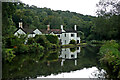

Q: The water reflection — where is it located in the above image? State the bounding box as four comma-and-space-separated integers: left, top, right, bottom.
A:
59, 47, 80, 66
2, 45, 103, 79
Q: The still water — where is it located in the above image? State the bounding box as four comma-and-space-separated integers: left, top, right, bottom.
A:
2, 45, 105, 79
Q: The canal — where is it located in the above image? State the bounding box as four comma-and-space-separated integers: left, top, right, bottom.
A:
2, 45, 105, 79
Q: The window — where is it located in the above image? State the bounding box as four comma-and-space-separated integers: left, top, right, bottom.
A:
71, 55, 74, 58
65, 33, 66, 37
57, 35, 60, 37
71, 34, 74, 37
77, 40, 79, 44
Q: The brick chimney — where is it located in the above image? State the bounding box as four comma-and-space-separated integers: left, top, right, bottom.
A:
47, 25, 50, 31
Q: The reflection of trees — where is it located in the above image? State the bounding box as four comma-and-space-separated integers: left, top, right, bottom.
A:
99, 63, 120, 79
91, 69, 106, 78
2, 46, 101, 79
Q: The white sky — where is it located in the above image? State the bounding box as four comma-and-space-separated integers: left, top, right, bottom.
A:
20, 0, 100, 16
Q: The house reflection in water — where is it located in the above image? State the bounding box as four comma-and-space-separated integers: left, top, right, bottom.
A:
59, 47, 81, 66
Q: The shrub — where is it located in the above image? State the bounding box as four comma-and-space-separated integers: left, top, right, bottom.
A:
46, 53, 58, 61
99, 40, 120, 78
27, 37, 35, 45
29, 43, 44, 53
51, 44, 57, 49
3, 49, 16, 62
45, 35, 59, 44
14, 44, 29, 54
69, 39, 76, 44
4, 35, 26, 48
34, 35, 51, 49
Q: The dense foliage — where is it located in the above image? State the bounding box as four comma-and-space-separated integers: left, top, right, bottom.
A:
93, 0, 120, 40
2, 1, 120, 41
2, 2, 96, 42
99, 40, 120, 78
45, 35, 59, 44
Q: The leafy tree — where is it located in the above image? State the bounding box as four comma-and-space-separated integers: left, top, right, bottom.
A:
93, 0, 120, 40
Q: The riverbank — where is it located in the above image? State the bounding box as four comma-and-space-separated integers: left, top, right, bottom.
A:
99, 40, 120, 79
61, 40, 106, 48
61, 43, 87, 48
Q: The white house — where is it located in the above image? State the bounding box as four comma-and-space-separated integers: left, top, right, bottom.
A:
60, 25, 80, 45
14, 22, 81, 45
44, 25, 81, 45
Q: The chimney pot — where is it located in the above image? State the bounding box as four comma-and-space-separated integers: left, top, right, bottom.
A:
19, 22, 23, 28
74, 25, 77, 31
61, 25, 63, 30
47, 25, 50, 31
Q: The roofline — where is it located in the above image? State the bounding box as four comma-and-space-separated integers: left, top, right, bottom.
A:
14, 28, 27, 34
62, 31, 77, 33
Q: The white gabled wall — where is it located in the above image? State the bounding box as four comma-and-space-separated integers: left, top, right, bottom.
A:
33, 29, 42, 35
14, 29, 26, 36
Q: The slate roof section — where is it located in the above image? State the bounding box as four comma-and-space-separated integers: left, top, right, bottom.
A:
64, 29, 77, 33
39, 29, 62, 34
50, 29, 62, 34
24, 28, 35, 34
14, 27, 77, 34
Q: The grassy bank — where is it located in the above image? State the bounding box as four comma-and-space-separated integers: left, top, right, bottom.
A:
99, 40, 120, 79
61, 43, 87, 48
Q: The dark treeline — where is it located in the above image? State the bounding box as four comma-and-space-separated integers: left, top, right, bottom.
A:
2, 1, 120, 41
2, 2, 95, 41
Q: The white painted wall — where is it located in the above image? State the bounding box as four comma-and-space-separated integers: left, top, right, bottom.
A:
28, 34, 36, 38
33, 29, 42, 35
61, 32, 79, 45
77, 37, 81, 43
77, 47, 81, 53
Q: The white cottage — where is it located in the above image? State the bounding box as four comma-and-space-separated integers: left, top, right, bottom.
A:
14, 22, 42, 38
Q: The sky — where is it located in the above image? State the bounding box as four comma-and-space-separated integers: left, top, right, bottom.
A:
20, 0, 100, 16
